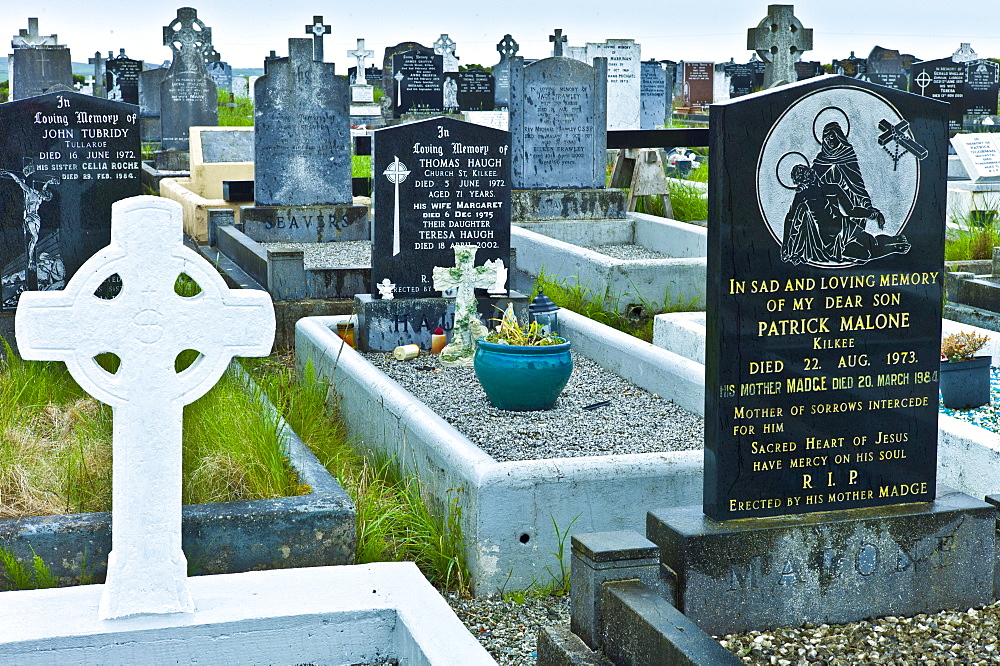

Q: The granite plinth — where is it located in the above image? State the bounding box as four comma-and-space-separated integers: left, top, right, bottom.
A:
354, 292, 527, 352
647, 489, 996, 635
241, 204, 369, 243
512, 189, 626, 221
154, 150, 191, 171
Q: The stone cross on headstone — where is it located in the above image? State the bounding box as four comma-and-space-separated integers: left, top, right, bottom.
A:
89, 51, 107, 98
432, 244, 497, 367
747, 4, 813, 88
349, 38, 374, 74
550, 29, 567, 57
163, 7, 213, 65
434, 34, 459, 72
497, 34, 519, 61
306, 15, 331, 62
12, 18, 57, 48
15, 196, 274, 620
383, 156, 411, 256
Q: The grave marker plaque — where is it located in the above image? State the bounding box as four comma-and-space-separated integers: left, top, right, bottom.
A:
105, 50, 141, 105
382, 42, 431, 110
682, 61, 713, 106
866, 46, 911, 91
371, 116, 510, 298
641, 60, 668, 128
0, 92, 140, 310
912, 56, 999, 133
951, 133, 1000, 182
705, 76, 947, 520
569, 39, 641, 129
726, 61, 755, 98
392, 49, 445, 116
509, 56, 606, 189
456, 69, 495, 111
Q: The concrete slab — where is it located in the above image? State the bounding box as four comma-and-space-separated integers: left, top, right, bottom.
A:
295, 311, 704, 594
512, 213, 706, 311
0, 562, 496, 665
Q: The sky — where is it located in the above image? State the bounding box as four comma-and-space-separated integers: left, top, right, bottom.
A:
3, 0, 1000, 71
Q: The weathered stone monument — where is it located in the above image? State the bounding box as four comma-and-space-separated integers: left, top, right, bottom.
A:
347, 38, 381, 126
508, 50, 626, 221
160, 7, 218, 152
0, 91, 140, 334
747, 4, 813, 88
8, 18, 74, 101
640, 60, 669, 129
305, 15, 331, 62
566, 39, 641, 130
433, 34, 459, 72
88, 52, 107, 98
357, 116, 517, 352
493, 34, 519, 107
241, 38, 367, 243
205, 48, 232, 92
16, 195, 275, 618
865, 45, 915, 91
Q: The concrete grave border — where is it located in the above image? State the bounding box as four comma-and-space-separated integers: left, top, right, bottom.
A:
0, 562, 495, 665
295, 311, 704, 594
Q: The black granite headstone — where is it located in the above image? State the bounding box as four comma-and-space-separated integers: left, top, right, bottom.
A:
371, 116, 511, 298
457, 70, 495, 111
105, 50, 142, 105
793, 61, 823, 81
963, 59, 999, 118
726, 62, 755, 97
393, 50, 446, 117
381, 42, 431, 110
0, 92, 140, 310
866, 46, 912, 91
911, 57, 999, 133
705, 75, 948, 520
159, 8, 218, 151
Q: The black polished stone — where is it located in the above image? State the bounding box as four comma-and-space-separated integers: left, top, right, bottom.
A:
911, 57, 1000, 133
705, 75, 948, 520
222, 180, 253, 202
392, 49, 445, 117
105, 52, 142, 105
371, 116, 511, 299
0, 92, 141, 311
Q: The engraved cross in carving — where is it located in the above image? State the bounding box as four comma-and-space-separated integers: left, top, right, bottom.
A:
15, 197, 274, 620
163, 7, 212, 70
747, 4, 812, 88
348, 38, 374, 75
497, 34, 519, 61
550, 29, 567, 57
306, 15, 331, 62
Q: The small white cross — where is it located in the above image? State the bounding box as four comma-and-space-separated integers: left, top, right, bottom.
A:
348, 38, 374, 75
16, 196, 274, 620
383, 157, 410, 256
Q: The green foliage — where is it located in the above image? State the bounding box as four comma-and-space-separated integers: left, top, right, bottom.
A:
0, 546, 57, 591
483, 304, 563, 346
667, 179, 708, 223
502, 515, 578, 602
533, 270, 701, 343
141, 142, 159, 161
243, 354, 471, 594
372, 86, 385, 102
945, 209, 1000, 261
352, 155, 372, 179
217, 90, 253, 126
0, 79, 8, 104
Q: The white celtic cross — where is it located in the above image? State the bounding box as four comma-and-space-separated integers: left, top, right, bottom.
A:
383, 156, 410, 257
15, 196, 274, 620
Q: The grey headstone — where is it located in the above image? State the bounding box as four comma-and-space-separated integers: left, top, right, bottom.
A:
199, 130, 254, 163
493, 34, 519, 107
747, 4, 813, 87
254, 38, 351, 206
640, 60, 668, 129
159, 8, 218, 151
9, 18, 73, 101
434, 34, 460, 72
509, 56, 607, 189
207, 59, 232, 91
567, 39, 641, 130
231, 76, 249, 98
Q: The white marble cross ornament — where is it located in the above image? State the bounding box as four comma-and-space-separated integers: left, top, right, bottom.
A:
432, 244, 497, 367
15, 196, 275, 620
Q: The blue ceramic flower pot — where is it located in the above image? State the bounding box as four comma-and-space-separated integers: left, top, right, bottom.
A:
940, 355, 992, 409
474, 338, 573, 411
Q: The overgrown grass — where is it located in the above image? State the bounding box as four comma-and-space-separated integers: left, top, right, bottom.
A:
242, 353, 470, 594
945, 211, 1000, 261
352, 155, 372, 179
0, 343, 303, 519
533, 270, 702, 343
666, 179, 708, 223
218, 90, 254, 126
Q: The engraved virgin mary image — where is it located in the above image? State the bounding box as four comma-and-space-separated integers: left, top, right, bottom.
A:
757, 87, 927, 269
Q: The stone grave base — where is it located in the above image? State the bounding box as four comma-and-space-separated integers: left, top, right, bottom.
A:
647, 489, 997, 636
154, 149, 190, 171
0, 562, 494, 665
241, 203, 370, 243
512, 188, 627, 221
354, 292, 529, 352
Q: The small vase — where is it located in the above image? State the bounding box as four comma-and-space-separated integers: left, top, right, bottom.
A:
940, 355, 992, 409
474, 338, 573, 411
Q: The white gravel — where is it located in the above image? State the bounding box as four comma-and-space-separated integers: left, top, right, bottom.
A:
448, 593, 570, 665
585, 243, 670, 261
361, 350, 703, 461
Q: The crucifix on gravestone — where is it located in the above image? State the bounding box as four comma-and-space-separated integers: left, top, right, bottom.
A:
432, 244, 498, 367
15, 196, 274, 620
306, 15, 331, 62
13, 18, 57, 48
748, 4, 813, 88
497, 34, 519, 61
89, 51, 107, 98
550, 29, 567, 57
349, 38, 374, 77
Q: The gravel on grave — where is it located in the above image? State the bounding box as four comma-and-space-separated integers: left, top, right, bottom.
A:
447, 593, 570, 665
362, 350, 703, 461
585, 242, 670, 261
258, 240, 371, 269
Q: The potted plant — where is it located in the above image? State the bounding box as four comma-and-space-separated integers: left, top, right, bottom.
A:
940, 330, 992, 409
474, 304, 573, 411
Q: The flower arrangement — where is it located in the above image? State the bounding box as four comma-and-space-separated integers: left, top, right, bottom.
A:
482, 304, 563, 346
941, 330, 990, 362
